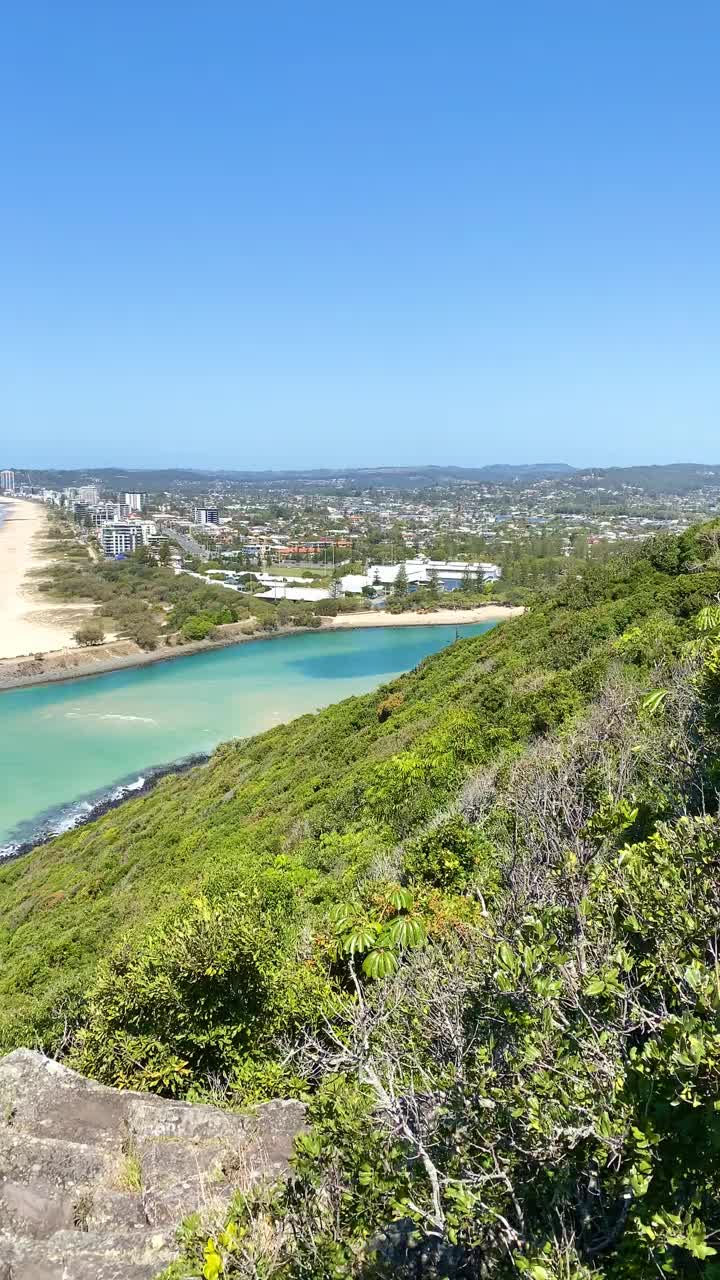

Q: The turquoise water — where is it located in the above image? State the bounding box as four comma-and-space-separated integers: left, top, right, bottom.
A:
0, 623, 492, 852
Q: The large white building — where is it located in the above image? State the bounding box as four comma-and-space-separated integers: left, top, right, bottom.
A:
256, 585, 331, 603
100, 519, 157, 558
194, 507, 219, 525
125, 492, 143, 512
416, 558, 502, 588
341, 557, 502, 595
0, 469, 15, 492
77, 484, 100, 505
101, 523, 144, 557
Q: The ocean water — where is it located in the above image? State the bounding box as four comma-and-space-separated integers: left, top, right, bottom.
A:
0, 622, 493, 854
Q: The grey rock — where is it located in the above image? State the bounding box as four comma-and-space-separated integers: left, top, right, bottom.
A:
0, 1048, 306, 1278
0, 1227, 175, 1279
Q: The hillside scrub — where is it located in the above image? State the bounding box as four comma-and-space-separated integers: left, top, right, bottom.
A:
4, 524, 720, 1275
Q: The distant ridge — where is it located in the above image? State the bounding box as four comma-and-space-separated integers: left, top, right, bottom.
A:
15, 461, 720, 494
18, 462, 576, 491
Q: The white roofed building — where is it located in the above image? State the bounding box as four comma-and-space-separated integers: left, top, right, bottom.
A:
339, 573, 372, 594
358, 558, 502, 593
256, 586, 331, 603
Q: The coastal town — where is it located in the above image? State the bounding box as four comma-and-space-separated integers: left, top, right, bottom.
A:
1, 460, 718, 681
0, 474, 507, 686
4, 461, 719, 580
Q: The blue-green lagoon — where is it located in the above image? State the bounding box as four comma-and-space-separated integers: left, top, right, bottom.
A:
0, 623, 492, 855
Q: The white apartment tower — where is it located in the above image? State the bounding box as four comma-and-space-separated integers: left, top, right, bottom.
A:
125, 492, 143, 512
194, 507, 219, 525
0, 469, 16, 492
100, 522, 146, 558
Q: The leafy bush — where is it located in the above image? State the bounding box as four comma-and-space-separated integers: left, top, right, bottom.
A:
180, 613, 217, 642
326, 886, 427, 980
73, 893, 325, 1096
404, 814, 489, 890
73, 621, 105, 647
376, 692, 404, 722
125, 616, 161, 649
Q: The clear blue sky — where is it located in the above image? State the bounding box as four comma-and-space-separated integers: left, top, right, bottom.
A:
2, 2, 720, 469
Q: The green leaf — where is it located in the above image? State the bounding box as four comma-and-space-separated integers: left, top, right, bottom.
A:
696, 605, 720, 633
362, 948, 399, 979
387, 887, 414, 912
342, 924, 379, 955
385, 916, 427, 948
641, 688, 668, 716
202, 1241, 224, 1280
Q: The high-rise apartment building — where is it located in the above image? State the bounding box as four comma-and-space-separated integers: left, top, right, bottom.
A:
0, 469, 16, 492
125, 492, 144, 512
101, 523, 146, 557
193, 507, 219, 525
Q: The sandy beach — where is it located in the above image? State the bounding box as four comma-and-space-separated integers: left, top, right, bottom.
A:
0, 498, 92, 659
327, 606, 523, 629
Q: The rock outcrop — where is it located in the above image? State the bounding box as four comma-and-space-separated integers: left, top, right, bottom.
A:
0, 1049, 306, 1279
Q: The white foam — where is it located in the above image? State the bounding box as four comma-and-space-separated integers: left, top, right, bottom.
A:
65, 711, 157, 724
110, 776, 146, 800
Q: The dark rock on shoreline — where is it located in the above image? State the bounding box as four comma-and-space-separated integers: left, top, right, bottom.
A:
0, 754, 210, 865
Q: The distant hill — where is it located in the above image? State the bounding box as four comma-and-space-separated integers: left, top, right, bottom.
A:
572, 463, 720, 495
20, 462, 576, 492
16, 460, 720, 495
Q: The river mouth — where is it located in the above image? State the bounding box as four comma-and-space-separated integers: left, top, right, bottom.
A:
0, 623, 494, 856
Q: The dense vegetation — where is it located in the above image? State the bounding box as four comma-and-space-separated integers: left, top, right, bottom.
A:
4, 523, 720, 1276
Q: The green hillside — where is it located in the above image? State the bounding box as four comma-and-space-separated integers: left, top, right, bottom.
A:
3, 524, 720, 1277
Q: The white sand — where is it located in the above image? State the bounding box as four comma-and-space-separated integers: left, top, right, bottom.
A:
0, 499, 89, 659
327, 605, 523, 629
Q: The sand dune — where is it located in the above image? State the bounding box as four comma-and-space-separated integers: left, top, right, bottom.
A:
0, 499, 89, 659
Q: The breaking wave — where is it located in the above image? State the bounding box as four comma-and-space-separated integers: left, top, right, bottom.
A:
64, 711, 158, 724
0, 753, 209, 863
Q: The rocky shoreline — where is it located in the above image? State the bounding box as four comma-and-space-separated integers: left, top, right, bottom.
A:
0, 754, 210, 864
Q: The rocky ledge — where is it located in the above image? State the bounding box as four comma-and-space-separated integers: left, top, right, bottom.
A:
0, 1049, 306, 1279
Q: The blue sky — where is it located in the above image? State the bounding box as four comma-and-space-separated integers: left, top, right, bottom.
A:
2, 2, 720, 469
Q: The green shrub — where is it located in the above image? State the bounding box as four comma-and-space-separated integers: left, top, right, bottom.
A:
377, 692, 404, 722
73, 621, 105, 647
73, 893, 325, 1095
180, 613, 217, 642
404, 814, 490, 890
